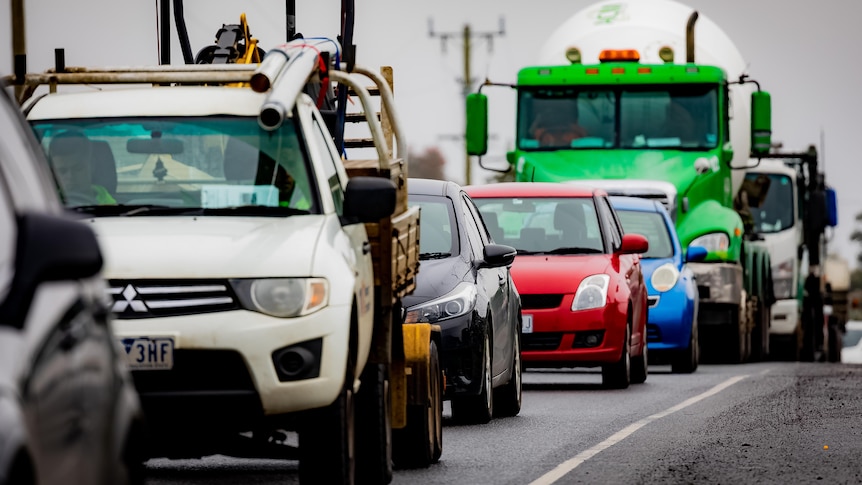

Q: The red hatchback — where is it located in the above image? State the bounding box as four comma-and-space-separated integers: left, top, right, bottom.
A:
466, 183, 649, 389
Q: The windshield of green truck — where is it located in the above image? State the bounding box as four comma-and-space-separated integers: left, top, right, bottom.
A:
29, 117, 318, 216
517, 84, 718, 151
743, 173, 794, 233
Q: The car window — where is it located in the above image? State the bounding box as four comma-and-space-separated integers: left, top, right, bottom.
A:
615, 209, 674, 258
311, 115, 345, 215
458, 196, 485, 260
408, 194, 457, 258
462, 194, 492, 246
597, 196, 622, 251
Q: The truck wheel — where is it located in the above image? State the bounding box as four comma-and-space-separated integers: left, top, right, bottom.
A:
672, 324, 699, 374
493, 327, 522, 417
392, 340, 443, 468
356, 362, 393, 485
602, 323, 631, 389
750, 303, 770, 362
631, 339, 648, 384
451, 330, 494, 424
298, 383, 355, 484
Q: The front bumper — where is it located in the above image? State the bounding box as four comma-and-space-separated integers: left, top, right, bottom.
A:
646, 287, 695, 351
689, 262, 743, 305
112, 303, 353, 424
769, 298, 800, 335
434, 312, 485, 398
520, 295, 627, 367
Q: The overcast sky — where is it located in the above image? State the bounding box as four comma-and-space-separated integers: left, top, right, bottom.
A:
3, 0, 862, 266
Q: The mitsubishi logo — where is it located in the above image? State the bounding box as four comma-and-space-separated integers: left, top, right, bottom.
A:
113, 285, 148, 313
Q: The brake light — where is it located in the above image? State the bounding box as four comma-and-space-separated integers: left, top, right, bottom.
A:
599, 49, 640, 62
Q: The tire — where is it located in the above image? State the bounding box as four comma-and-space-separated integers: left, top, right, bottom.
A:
602, 322, 631, 389
631, 337, 648, 384
672, 323, 699, 374
392, 341, 443, 469
298, 385, 355, 485
493, 326, 522, 417
750, 301, 770, 362
356, 363, 393, 484
451, 330, 494, 424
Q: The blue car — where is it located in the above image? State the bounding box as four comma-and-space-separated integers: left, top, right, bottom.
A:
610, 196, 707, 373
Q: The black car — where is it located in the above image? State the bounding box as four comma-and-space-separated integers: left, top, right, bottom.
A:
0, 86, 144, 485
404, 178, 522, 424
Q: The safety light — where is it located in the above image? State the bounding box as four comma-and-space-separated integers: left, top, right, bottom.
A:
598, 49, 640, 62
565, 47, 582, 64
585, 67, 600, 75
658, 46, 675, 63
637, 67, 651, 74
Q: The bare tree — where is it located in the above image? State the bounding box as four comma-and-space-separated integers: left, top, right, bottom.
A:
407, 147, 447, 181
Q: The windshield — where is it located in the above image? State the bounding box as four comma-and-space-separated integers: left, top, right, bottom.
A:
409, 195, 458, 259
29, 117, 318, 216
517, 84, 718, 150
741, 173, 795, 234
844, 328, 862, 348
615, 209, 674, 259
472, 197, 604, 255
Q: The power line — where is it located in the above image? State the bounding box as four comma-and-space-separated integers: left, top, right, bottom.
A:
429, 17, 505, 185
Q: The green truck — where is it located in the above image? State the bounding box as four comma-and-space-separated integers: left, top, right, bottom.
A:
466, 0, 774, 363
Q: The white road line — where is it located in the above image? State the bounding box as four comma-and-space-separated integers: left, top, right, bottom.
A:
528, 374, 750, 485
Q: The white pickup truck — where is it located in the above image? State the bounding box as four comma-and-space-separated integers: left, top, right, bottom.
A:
19, 39, 439, 484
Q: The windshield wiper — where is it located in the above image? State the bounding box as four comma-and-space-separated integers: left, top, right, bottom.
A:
420, 252, 451, 260
545, 247, 603, 255
68, 204, 189, 217
194, 206, 311, 217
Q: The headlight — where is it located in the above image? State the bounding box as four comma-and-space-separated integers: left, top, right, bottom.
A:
572, 274, 610, 311
651, 263, 680, 292
405, 282, 477, 323
772, 258, 795, 300
231, 278, 329, 317
690, 232, 729, 253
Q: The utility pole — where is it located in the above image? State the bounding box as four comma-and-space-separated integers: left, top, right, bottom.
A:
429, 18, 505, 185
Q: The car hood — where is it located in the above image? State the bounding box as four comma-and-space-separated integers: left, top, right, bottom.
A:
511, 254, 611, 294
402, 257, 471, 307
91, 216, 325, 278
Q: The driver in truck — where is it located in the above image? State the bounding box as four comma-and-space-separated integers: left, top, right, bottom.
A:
48, 131, 116, 205
531, 104, 588, 147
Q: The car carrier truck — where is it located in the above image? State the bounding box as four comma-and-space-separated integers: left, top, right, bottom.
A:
11, 32, 442, 485
466, 0, 774, 363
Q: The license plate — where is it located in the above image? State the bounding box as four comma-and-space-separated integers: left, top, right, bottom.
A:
120, 337, 174, 370
522, 314, 533, 334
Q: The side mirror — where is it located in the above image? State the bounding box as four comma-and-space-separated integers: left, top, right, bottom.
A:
0, 212, 103, 329
344, 177, 397, 223
826, 187, 838, 227
686, 245, 708, 263
618, 233, 649, 255
478, 244, 516, 269
750, 91, 772, 157
465, 93, 489, 156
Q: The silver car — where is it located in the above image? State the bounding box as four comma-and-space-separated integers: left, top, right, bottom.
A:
0, 85, 144, 485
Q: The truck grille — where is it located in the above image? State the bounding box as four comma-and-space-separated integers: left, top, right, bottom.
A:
107, 280, 239, 319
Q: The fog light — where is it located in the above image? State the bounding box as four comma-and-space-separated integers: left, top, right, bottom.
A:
586, 334, 599, 346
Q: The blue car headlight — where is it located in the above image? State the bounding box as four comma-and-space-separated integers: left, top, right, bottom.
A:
651, 263, 680, 292
572, 274, 610, 311
405, 282, 477, 323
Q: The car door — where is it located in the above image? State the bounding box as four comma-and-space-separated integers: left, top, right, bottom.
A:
461, 193, 511, 378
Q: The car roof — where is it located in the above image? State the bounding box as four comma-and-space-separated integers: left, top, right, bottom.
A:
609, 195, 665, 213
407, 177, 461, 197
464, 182, 602, 198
